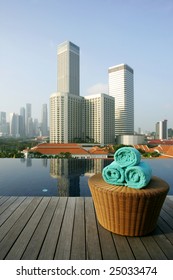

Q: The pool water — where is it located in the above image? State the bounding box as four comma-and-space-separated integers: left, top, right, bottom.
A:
0, 158, 172, 196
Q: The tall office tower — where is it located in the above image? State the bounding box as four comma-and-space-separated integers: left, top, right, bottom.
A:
20, 107, 25, 137
57, 41, 80, 96
0, 112, 7, 136
50, 92, 83, 143
25, 103, 32, 136
33, 118, 39, 136
50, 41, 82, 143
41, 104, 48, 136
84, 93, 115, 145
27, 117, 34, 137
156, 119, 168, 139
108, 64, 134, 136
9, 113, 20, 137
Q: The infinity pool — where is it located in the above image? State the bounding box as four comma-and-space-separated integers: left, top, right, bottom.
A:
0, 158, 172, 196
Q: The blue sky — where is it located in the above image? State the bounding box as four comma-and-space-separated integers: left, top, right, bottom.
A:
0, 0, 173, 132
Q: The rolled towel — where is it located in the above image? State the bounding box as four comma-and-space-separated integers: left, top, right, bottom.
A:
102, 161, 125, 185
114, 147, 141, 167
125, 161, 152, 189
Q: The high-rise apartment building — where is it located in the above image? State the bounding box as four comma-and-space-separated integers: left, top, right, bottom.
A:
50, 92, 83, 143
57, 41, 80, 96
156, 120, 168, 139
108, 64, 134, 136
84, 93, 115, 145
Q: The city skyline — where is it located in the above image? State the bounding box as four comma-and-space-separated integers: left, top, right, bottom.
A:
0, 102, 48, 123
0, 102, 48, 137
1, 0, 173, 132
50, 40, 116, 145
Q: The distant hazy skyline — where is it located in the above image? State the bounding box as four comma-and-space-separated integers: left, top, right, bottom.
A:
1, 0, 173, 132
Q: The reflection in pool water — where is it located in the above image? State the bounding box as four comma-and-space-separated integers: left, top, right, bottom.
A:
0, 158, 172, 196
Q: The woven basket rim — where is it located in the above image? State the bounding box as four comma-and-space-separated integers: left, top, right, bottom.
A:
88, 174, 169, 197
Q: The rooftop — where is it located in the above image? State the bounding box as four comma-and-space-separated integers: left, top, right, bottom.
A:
26, 143, 110, 157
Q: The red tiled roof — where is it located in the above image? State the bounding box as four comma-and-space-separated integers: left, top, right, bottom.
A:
89, 146, 108, 155
30, 143, 89, 155
134, 144, 173, 158
29, 143, 111, 156
148, 139, 173, 145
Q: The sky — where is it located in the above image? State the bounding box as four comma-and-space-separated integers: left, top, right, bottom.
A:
0, 0, 173, 132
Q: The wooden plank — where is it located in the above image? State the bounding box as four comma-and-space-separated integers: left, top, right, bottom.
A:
85, 197, 102, 260
38, 197, 67, 260
0, 196, 172, 260
0, 197, 18, 215
21, 197, 58, 260
140, 231, 167, 260
157, 216, 173, 244
163, 199, 173, 215
70, 197, 85, 260
5, 197, 50, 260
54, 197, 76, 260
0, 196, 10, 206
160, 208, 173, 227
97, 222, 118, 260
165, 197, 173, 209
0, 196, 27, 227
127, 237, 151, 260
0, 197, 33, 242
162, 206, 173, 220
152, 226, 173, 260
0, 197, 43, 260
112, 234, 135, 260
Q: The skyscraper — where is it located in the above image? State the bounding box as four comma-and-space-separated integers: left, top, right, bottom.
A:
20, 107, 25, 137
41, 104, 48, 136
26, 103, 31, 120
0, 112, 7, 136
108, 64, 134, 136
25, 103, 32, 136
84, 93, 115, 145
57, 41, 80, 96
50, 92, 83, 143
9, 113, 20, 138
156, 120, 168, 139
50, 41, 82, 143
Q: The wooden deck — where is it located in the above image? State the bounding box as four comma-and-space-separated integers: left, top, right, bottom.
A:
0, 195, 173, 260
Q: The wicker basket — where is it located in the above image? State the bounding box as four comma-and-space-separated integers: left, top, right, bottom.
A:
88, 174, 169, 236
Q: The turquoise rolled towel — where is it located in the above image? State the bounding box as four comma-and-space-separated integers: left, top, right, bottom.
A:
114, 147, 141, 167
102, 161, 125, 185
125, 161, 152, 189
